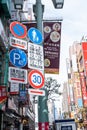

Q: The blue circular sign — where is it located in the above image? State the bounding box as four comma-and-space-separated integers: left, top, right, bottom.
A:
27, 27, 43, 44
9, 49, 27, 67
10, 21, 27, 39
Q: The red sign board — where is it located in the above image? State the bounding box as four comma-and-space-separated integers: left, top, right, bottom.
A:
82, 42, 87, 75
38, 122, 49, 130
0, 86, 7, 103
80, 72, 87, 107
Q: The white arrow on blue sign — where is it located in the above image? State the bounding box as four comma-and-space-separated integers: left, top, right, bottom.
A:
9, 48, 27, 67
27, 27, 43, 44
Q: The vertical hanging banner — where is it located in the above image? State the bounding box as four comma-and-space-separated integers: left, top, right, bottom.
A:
19, 84, 27, 105
82, 42, 87, 75
80, 72, 87, 107
82, 42, 87, 88
43, 21, 61, 74
0, 86, 7, 103
24, 21, 61, 74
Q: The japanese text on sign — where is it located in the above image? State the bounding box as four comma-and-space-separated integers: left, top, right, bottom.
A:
10, 37, 27, 50
9, 67, 27, 84
28, 42, 44, 70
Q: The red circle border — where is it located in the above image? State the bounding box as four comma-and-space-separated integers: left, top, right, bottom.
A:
28, 70, 44, 89
10, 21, 27, 39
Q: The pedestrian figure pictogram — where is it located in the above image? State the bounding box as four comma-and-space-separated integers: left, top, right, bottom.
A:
27, 27, 43, 44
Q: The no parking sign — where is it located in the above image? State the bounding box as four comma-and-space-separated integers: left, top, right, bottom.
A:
10, 21, 27, 39
28, 70, 44, 89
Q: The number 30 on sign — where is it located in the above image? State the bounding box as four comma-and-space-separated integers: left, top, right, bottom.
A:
28, 70, 44, 89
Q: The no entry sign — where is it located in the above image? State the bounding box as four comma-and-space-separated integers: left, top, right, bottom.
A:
10, 21, 27, 39
28, 70, 44, 89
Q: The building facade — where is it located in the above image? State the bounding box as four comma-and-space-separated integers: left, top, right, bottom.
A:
0, 0, 35, 130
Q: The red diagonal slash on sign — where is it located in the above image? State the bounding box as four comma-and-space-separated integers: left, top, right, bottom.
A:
10, 21, 27, 39
28, 89, 45, 96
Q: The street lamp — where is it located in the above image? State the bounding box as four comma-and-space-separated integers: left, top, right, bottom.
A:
14, 0, 23, 10
52, 0, 64, 9
32, 0, 64, 129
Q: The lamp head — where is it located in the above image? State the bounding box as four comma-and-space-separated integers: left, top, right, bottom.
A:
14, 0, 23, 10
52, 0, 64, 9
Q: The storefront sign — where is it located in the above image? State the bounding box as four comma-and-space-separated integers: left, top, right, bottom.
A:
0, 86, 7, 103
80, 72, 87, 107
10, 82, 19, 95
19, 84, 27, 105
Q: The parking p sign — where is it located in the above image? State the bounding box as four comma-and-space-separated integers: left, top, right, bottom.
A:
9, 48, 27, 67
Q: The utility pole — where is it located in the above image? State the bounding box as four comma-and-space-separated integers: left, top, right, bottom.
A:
33, 0, 49, 130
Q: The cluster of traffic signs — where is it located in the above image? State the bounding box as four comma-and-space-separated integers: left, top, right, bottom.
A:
9, 21, 45, 96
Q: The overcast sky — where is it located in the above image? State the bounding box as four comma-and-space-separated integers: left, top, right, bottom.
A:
39, 0, 87, 88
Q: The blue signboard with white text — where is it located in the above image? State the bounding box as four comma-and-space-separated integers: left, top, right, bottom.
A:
9, 48, 27, 67
27, 27, 43, 44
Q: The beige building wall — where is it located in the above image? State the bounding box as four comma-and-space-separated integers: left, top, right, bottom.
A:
62, 82, 69, 113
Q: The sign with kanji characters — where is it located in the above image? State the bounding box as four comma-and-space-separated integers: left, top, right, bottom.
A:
19, 84, 26, 101
10, 37, 27, 50
28, 42, 44, 70
28, 89, 45, 96
43, 21, 61, 74
10, 82, 19, 95
9, 67, 27, 84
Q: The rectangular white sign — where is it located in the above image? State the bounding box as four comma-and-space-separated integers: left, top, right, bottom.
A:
10, 82, 19, 94
28, 42, 44, 70
10, 37, 27, 50
9, 67, 27, 84
28, 89, 45, 96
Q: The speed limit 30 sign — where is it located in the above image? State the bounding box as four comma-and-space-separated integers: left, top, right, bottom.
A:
28, 70, 44, 89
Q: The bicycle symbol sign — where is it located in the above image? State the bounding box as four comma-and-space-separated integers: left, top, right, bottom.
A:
28, 70, 44, 89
